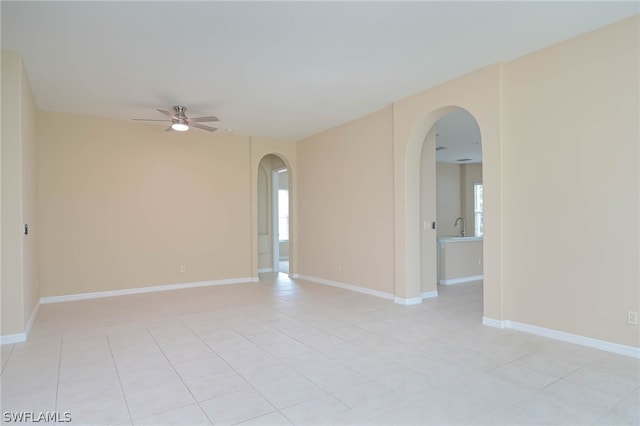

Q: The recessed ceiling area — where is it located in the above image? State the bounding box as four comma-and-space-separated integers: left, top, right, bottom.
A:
2, 1, 637, 141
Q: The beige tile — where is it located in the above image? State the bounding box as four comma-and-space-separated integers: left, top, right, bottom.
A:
185, 369, 251, 402
124, 379, 195, 420
596, 388, 640, 425
510, 353, 581, 378
279, 394, 350, 425
488, 361, 558, 390
303, 363, 369, 393
198, 389, 275, 425
133, 403, 211, 425
62, 395, 130, 426
57, 375, 123, 407
172, 354, 232, 381
236, 411, 292, 425
564, 366, 639, 398
540, 379, 626, 419
5, 277, 637, 426
253, 373, 326, 409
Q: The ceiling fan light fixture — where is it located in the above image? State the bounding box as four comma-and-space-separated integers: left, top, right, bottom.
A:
171, 120, 189, 132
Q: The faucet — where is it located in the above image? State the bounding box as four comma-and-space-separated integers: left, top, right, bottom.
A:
454, 217, 466, 237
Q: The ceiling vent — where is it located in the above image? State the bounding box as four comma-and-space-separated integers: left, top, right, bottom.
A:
456, 158, 472, 162
436, 146, 447, 151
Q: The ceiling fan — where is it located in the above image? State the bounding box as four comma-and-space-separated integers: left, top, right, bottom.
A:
133, 106, 219, 132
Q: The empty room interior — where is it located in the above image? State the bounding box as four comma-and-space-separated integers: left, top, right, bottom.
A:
1, 2, 639, 425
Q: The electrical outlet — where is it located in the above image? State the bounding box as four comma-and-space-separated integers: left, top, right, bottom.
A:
628, 311, 638, 325
180, 265, 186, 273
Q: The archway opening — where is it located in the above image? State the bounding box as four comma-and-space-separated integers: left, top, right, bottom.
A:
403, 105, 486, 319
427, 109, 483, 317
257, 154, 291, 280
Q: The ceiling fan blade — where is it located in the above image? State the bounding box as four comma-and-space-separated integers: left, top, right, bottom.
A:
157, 109, 177, 119
132, 118, 170, 122
190, 123, 218, 132
164, 126, 174, 132
188, 116, 219, 123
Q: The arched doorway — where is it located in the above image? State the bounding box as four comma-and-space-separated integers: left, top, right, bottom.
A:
395, 106, 492, 316
257, 153, 292, 278
427, 109, 484, 314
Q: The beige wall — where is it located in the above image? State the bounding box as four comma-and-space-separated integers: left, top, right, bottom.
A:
297, 107, 395, 294
440, 239, 483, 281
420, 128, 437, 294
1, 51, 39, 336
436, 162, 462, 237
502, 16, 639, 347
37, 112, 253, 297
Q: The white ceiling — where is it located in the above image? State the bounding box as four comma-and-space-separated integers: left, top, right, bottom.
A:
435, 109, 482, 164
2, 1, 637, 141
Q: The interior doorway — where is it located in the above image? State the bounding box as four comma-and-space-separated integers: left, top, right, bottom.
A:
257, 154, 290, 275
273, 168, 290, 273
421, 108, 483, 314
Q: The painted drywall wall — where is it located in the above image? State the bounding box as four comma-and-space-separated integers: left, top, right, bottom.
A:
1, 51, 38, 337
297, 107, 395, 294
436, 162, 462, 237
439, 239, 483, 281
420, 128, 437, 295
37, 112, 253, 297
502, 15, 639, 347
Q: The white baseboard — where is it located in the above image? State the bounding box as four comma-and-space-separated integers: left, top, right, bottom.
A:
292, 274, 394, 301
483, 317, 640, 359
0, 333, 26, 345
1, 302, 41, 345
439, 275, 483, 285
421, 290, 438, 299
40, 277, 254, 304
394, 296, 422, 305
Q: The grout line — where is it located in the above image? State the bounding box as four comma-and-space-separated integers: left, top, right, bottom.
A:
105, 334, 134, 424
0, 343, 16, 375
54, 337, 63, 411
145, 326, 221, 424
177, 318, 280, 420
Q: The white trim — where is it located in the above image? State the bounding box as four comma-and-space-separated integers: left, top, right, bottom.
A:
483, 317, 639, 359
0, 302, 41, 345
40, 277, 254, 304
421, 290, 438, 299
439, 275, 483, 285
0, 333, 26, 345
482, 316, 506, 329
293, 274, 394, 301
394, 296, 422, 305
250, 277, 259, 282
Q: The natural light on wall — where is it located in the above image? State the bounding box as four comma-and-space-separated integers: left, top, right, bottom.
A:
475, 183, 484, 237
278, 189, 289, 241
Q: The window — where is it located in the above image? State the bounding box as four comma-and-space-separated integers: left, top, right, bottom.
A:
474, 183, 484, 237
278, 189, 289, 241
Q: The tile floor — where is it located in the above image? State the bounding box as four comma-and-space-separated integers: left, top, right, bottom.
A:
1, 274, 638, 425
